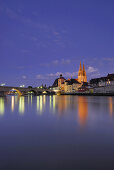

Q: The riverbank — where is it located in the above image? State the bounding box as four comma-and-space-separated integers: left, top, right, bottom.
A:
1, 93, 114, 97
60, 93, 114, 96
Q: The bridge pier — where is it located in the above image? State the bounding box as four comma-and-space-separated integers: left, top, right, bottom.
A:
36, 91, 42, 95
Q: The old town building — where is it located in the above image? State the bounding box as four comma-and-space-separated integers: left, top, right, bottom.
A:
55, 62, 87, 93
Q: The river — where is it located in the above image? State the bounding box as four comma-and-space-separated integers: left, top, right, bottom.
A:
0, 95, 114, 170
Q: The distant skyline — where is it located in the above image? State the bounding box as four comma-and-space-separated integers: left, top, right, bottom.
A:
0, 0, 114, 86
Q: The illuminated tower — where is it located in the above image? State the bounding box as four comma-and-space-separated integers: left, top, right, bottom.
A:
78, 62, 87, 83
83, 63, 87, 82
78, 62, 83, 83
58, 74, 65, 88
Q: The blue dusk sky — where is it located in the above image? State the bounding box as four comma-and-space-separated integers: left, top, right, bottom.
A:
0, 0, 114, 87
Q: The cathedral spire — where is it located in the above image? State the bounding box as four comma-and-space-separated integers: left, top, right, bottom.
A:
79, 61, 82, 71
83, 62, 87, 82
78, 62, 87, 83
83, 63, 85, 72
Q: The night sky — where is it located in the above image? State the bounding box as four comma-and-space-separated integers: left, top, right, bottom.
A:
0, 0, 114, 87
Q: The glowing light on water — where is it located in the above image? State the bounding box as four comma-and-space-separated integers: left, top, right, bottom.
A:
37, 96, 40, 111
53, 95, 56, 112
78, 97, 88, 127
40, 96, 43, 113
28, 95, 30, 104
37, 96, 43, 114
109, 97, 113, 116
19, 97, 25, 114
43, 95, 46, 105
31, 95, 32, 105
50, 96, 52, 109
15, 96, 19, 105
0, 98, 5, 115
49, 95, 56, 112
11, 96, 14, 112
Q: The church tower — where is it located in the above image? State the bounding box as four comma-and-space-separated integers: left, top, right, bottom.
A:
82, 63, 87, 82
78, 62, 87, 83
78, 62, 83, 83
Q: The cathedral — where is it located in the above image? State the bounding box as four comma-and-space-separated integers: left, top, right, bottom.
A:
52, 62, 87, 93
78, 62, 87, 83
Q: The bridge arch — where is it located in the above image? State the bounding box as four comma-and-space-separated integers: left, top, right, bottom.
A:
27, 90, 37, 95
9, 88, 22, 96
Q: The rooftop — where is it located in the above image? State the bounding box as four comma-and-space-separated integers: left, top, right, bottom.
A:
65, 78, 80, 85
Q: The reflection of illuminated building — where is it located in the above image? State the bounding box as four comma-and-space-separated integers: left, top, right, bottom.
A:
109, 97, 113, 116
49, 96, 57, 113
50, 95, 70, 115
37, 96, 40, 111
31, 95, 32, 105
11, 96, 15, 112
0, 98, 5, 115
78, 97, 88, 126
43, 95, 46, 105
37, 96, 44, 114
27, 95, 32, 105
50, 96, 52, 109
40, 96, 43, 113
19, 97, 25, 114
56, 96, 68, 114
53, 96, 56, 112
15, 96, 19, 105
28, 95, 30, 104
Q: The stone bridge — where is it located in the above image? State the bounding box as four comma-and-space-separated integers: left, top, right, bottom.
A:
0, 86, 55, 96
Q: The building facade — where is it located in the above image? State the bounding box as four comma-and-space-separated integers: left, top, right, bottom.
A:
64, 79, 81, 93
90, 73, 114, 93
90, 74, 114, 87
56, 62, 87, 93
58, 74, 66, 88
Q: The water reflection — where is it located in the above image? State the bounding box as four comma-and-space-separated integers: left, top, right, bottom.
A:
15, 96, 19, 105
49, 96, 68, 114
28, 95, 30, 104
55, 96, 68, 114
53, 95, 56, 112
49, 96, 88, 127
109, 97, 113, 116
37, 96, 40, 111
1, 96, 114, 170
19, 96, 25, 114
43, 95, 46, 105
49, 95, 56, 112
31, 95, 32, 105
11, 96, 15, 112
36, 95, 46, 114
50, 96, 52, 109
0, 97, 5, 115
49, 95, 58, 113
40, 96, 43, 113
78, 97, 88, 126
0, 95, 114, 121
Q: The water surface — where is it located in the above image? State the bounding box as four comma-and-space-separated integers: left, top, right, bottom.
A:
0, 95, 114, 170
